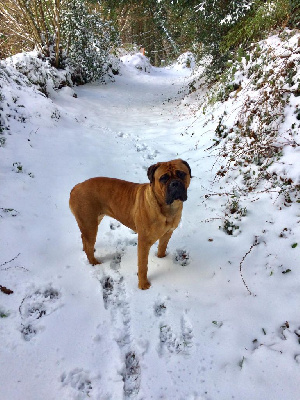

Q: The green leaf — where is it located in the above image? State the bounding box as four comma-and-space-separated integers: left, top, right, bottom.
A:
291, 243, 298, 248
0, 312, 9, 318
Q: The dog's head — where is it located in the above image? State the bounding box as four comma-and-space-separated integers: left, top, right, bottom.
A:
147, 159, 192, 205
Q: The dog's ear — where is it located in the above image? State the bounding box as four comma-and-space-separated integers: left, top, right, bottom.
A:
147, 163, 160, 183
181, 160, 192, 178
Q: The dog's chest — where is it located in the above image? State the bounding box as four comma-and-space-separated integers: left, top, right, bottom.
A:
163, 211, 181, 231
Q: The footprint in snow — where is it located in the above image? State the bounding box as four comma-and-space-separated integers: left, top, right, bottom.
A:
173, 249, 190, 266
134, 140, 158, 160
100, 260, 124, 311
110, 221, 121, 230
154, 301, 167, 317
95, 240, 141, 398
147, 149, 158, 160
117, 131, 130, 138
97, 254, 141, 398
110, 252, 122, 270
123, 351, 141, 397
61, 368, 97, 400
0, 207, 19, 218
19, 285, 61, 341
159, 315, 193, 356
135, 143, 148, 153
100, 275, 115, 309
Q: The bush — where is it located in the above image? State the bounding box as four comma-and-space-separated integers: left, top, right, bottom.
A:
221, 0, 291, 52
0, 0, 119, 83
62, 1, 118, 83
289, 0, 300, 28
4, 52, 73, 96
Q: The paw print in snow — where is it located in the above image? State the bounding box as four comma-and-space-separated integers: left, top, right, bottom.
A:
61, 369, 94, 400
101, 275, 114, 309
19, 285, 61, 341
159, 316, 193, 356
154, 301, 167, 317
110, 252, 122, 270
110, 221, 121, 230
123, 351, 141, 397
174, 249, 190, 266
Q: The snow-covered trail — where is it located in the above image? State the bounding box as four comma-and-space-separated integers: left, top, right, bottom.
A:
65, 67, 192, 157
1, 61, 300, 400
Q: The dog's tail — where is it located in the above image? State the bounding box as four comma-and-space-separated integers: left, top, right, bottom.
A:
69, 186, 77, 216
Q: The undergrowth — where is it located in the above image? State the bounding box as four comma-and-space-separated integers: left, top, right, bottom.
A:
204, 29, 300, 228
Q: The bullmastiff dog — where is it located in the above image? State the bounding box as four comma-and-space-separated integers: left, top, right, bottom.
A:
69, 159, 191, 290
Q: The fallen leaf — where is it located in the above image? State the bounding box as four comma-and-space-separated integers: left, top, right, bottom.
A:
0, 285, 14, 295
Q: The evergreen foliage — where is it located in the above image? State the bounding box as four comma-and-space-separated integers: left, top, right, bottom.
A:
1, 0, 299, 80
289, 0, 300, 28
194, 1, 254, 77
220, 0, 291, 52
0, 0, 118, 83
194, 0, 298, 80
61, 1, 116, 83
101, 0, 199, 66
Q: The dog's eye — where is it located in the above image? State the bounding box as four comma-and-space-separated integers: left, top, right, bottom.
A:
176, 170, 187, 180
159, 174, 170, 184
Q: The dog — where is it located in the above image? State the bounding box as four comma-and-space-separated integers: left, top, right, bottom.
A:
69, 159, 191, 290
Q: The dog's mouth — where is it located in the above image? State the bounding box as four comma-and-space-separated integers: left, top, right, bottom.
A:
165, 180, 187, 205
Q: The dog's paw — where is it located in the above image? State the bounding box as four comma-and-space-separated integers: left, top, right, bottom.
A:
138, 279, 151, 290
90, 257, 101, 265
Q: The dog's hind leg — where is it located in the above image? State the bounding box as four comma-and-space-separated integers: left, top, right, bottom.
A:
78, 221, 100, 265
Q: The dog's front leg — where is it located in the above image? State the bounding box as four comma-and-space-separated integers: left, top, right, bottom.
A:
157, 230, 173, 258
137, 237, 152, 290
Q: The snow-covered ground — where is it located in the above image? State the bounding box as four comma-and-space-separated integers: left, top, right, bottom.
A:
1, 42, 300, 400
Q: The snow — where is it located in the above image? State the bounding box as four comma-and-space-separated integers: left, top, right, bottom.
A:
120, 53, 152, 73
173, 52, 196, 70
1, 42, 300, 400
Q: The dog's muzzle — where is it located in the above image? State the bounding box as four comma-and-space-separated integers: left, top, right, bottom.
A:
166, 179, 187, 205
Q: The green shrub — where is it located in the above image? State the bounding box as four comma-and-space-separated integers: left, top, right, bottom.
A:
0, 0, 118, 83
289, 0, 300, 28
221, 0, 290, 52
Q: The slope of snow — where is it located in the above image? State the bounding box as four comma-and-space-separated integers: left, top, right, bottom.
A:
0, 42, 299, 400
120, 53, 152, 73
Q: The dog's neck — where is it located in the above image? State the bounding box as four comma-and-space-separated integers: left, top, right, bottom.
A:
149, 184, 182, 216
161, 200, 183, 216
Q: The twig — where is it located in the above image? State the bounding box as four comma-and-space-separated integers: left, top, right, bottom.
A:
239, 237, 260, 296
0, 253, 28, 272
203, 191, 233, 199
1, 265, 29, 272
0, 253, 21, 268
199, 217, 222, 224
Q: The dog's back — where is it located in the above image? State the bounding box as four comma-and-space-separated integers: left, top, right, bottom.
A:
69, 177, 147, 232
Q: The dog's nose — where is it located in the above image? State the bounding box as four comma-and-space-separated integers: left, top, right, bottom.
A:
169, 180, 180, 188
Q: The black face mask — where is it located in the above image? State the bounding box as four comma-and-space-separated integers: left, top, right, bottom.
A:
165, 179, 187, 205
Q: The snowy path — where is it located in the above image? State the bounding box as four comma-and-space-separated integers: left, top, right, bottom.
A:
1, 62, 300, 400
